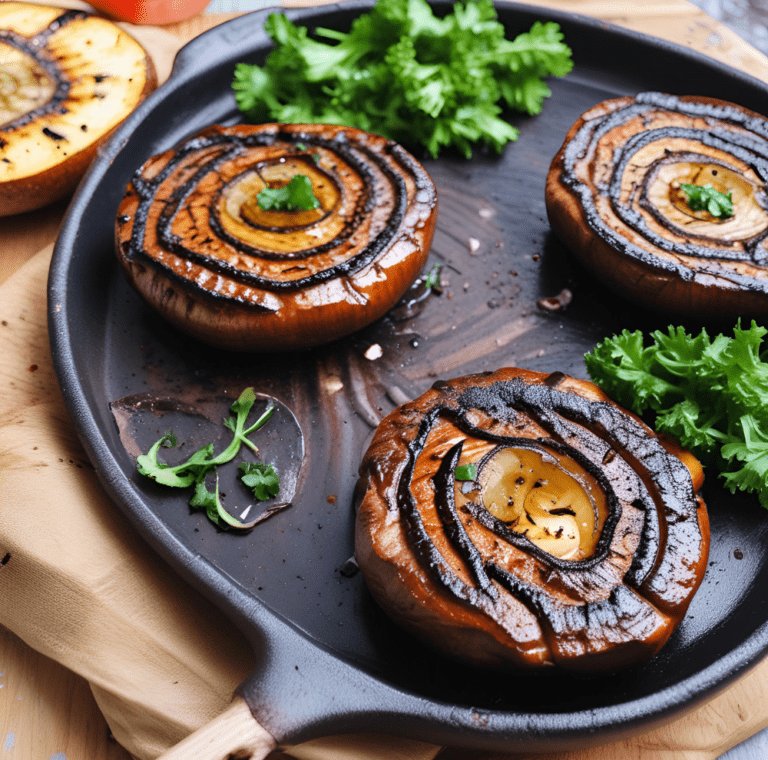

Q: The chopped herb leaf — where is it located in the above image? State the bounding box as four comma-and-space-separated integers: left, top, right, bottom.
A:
455, 463, 477, 481
232, 0, 572, 158
136, 388, 280, 530
189, 472, 258, 530
424, 263, 441, 289
257, 174, 320, 212
585, 321, 768, 507
680, 183, 733, 219
240, 461, 281, 501
136, 433, 214, 489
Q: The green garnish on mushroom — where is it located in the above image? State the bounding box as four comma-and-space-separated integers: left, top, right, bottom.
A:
257, 173, 320, 212
680, 182, 733, 219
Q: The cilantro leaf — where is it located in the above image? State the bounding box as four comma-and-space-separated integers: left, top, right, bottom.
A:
257, 175, 320, 212
135, 389, 278, 530
232, 0, 572, 158
189, 471, 222, 526
136, 431, 214, 489
222, 391, 274, 457
239, 462, 281, 501
190, 471, 260, 530
585, 321, 768, 507
680, 183, 733, 218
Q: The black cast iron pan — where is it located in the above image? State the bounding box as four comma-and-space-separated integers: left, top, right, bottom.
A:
48, 2, 768, 756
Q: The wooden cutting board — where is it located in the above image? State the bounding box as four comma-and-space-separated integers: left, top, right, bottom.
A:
2, 2, 768, 759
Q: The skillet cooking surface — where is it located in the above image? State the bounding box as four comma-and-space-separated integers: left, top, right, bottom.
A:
49, 1, 768, 751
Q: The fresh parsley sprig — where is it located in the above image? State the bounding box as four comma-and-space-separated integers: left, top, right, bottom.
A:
585, 321, 768, 506
680, 183, 733, 219
455, 463, 477, 481
137, 388, 283, 529
232, 0, 572, 158
136, 431, 213, 489
240, 462, 281, 501
257, 174, 320, 212
424, 263, 441, 290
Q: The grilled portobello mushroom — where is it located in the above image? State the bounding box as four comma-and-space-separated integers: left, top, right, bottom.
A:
355, 367, 709, 672
115, 123, 438, 351
546, 92, 768, 318
0, 2, 156, 216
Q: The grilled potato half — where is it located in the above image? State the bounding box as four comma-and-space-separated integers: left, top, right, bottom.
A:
0, 2, 156, 216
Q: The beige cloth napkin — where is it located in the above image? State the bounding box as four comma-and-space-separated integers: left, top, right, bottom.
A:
0, 244, 441, 760
3, 245, 768, 760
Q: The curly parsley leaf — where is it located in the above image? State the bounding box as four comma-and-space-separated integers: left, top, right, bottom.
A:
583, 328, 680, 414
239, 462, 281, 501
585, 321, 768, 506
232, 0, 572, 158
680, 183, 733, 218
721, 416, 768, 505
257, 175, 320, 212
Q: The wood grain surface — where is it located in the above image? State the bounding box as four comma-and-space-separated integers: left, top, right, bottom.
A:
2, 2, 768, 759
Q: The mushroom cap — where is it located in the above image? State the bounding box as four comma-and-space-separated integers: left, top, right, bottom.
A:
115, 123, 438, 352
546, 92, 768, 318
355, 366, 710, 672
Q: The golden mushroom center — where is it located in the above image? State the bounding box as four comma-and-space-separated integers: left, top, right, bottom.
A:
477, 446, 607, 561
0, 43, 55, 127
220, 157, 341, 252
648, 161, 768, 238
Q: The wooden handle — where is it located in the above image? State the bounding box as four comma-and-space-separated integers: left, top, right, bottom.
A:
156, 696, 277, 760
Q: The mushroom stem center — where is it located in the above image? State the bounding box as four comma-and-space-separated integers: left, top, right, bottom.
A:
477, 446, 607, 560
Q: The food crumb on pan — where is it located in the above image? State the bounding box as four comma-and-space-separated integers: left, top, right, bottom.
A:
537, 289, 573, 312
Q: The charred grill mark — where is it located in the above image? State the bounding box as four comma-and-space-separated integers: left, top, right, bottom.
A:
396, 409, 496, 608
432, 441, 497, 598
36, 9, 89, 40
42, 126, 66, 141
386, 375, 704, 647
485, 561, 670, 658
638, 150, 768, 251
610, 130, 768, 261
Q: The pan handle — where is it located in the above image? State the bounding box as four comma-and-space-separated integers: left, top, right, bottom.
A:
156, 696, 276, 760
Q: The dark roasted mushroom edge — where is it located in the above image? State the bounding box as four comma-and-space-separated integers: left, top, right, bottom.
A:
355, 367, 709, 672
